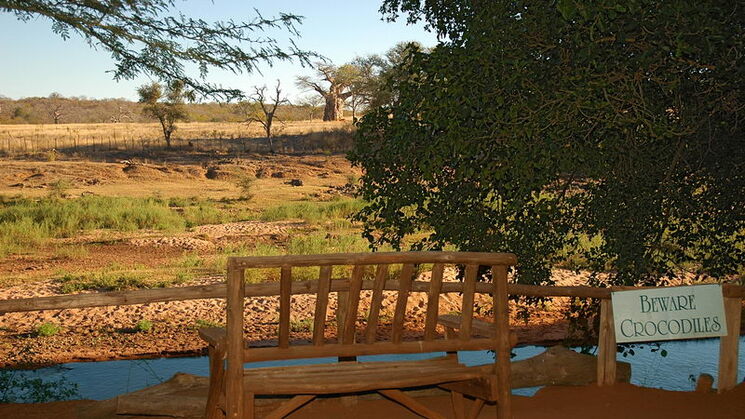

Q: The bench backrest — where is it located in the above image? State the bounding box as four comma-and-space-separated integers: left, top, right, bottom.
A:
225, 251, 516, 363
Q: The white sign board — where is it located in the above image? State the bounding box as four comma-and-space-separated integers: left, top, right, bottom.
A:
612, 284, 727, 343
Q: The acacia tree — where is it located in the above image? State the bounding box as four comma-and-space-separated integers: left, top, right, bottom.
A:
1, 1, 314, 101
296, 63, 361, 121
240, 80, 289, 153
351, 0, 745, 287
297, 95, 324, 122
137, 81, 193, 148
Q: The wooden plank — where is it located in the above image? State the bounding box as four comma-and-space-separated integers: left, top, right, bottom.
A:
225, 260, 245, 419
312, 266, 332, 346
596, 298, 617, 386
342, 265, 365, 344
365, 264, 389, 344
278, 266, 292, 348
233, 251, 517, 268
378, 389, 447, 419
460, 265, 478, 341
392, 264, 415, 343
492, 264, 512, 419
245, 365, 483, 395
718, 297, 742, 393
264, 395, 315, 419
244, 337, 499, 363
424, 263, 445, 341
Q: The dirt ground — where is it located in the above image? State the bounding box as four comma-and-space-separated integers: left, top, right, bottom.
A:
1, 382, 743, 419
1, 151, 743, 419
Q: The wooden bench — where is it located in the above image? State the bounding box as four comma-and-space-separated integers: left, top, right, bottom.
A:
199, 251, 516, 419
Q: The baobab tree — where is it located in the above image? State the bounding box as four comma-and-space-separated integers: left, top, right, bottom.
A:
296, 63, 360, 121
239, 80, 289, 153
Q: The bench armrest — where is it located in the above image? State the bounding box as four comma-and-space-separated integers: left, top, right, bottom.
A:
199, 327, 227, 347
437, 314, 518, 347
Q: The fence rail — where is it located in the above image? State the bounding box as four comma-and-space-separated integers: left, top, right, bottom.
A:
0, 274, 741, 392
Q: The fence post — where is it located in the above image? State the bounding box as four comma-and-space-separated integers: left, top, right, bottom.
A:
718, 296, 742, 392
597, 298, 617, 385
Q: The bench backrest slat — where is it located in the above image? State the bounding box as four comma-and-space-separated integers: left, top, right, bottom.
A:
364, 264, 389, 344
278, 266, 292, 348
341, 265, 365, 344
460, 264, 479, 340
391, 263, 415, 344
312, 266, 332, 346
423, 263, 445, 341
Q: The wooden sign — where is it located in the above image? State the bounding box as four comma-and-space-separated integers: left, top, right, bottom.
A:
611, 285, 727, 343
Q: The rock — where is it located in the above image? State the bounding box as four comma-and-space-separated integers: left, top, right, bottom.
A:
271, 171, 286, 178
205, 167, 233, 180
289, 179, 303, 187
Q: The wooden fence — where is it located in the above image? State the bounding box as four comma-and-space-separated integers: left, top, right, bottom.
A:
0, 278, 741, 392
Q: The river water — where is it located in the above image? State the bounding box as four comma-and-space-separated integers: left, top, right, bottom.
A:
6, 337, 744, 401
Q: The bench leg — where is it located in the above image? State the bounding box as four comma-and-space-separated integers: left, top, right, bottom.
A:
379, 389, 446, 419
244, 392, 255, 419
468, 398, 484, 419
206, 344, 226, 419
265, 395, 315, 419
450, 391, 466, 419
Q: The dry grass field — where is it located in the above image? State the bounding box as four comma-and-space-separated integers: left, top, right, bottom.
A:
0, 120, 352, 155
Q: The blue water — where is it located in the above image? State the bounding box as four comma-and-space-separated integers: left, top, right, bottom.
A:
6, 337, 744, 401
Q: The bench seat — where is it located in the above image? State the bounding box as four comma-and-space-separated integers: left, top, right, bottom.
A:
242, 356, 489, 395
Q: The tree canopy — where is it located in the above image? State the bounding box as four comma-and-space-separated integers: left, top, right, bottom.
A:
1, 0, 313, 101
350, 0, 745, 287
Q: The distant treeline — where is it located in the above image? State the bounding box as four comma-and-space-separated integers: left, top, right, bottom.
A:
0, 95, 321, 125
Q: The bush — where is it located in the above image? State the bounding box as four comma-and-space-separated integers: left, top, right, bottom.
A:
35, 322, 60, 337
135, 319, 153, 332
234, 175, 256, 201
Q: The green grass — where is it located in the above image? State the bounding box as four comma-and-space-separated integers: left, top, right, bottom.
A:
260, 199, 365, 223
0, 195, 242, 257
56, 263, 188, 293
135, 319, 153, 333
194, 319, 223, 329
35, 322, 60, 337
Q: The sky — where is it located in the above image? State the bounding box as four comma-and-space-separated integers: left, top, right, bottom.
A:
0, 1, 438, 101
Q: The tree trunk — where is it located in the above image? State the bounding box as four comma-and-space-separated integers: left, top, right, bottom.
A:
322, 94, 344, 121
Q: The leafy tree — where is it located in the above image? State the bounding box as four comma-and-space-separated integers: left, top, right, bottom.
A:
364, 41, 426, 109
137, 81, 194, 148
1, 1, 314, 100
351, 0, 745, 287
296, 63, 361, 121
239, 80, 290, 152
